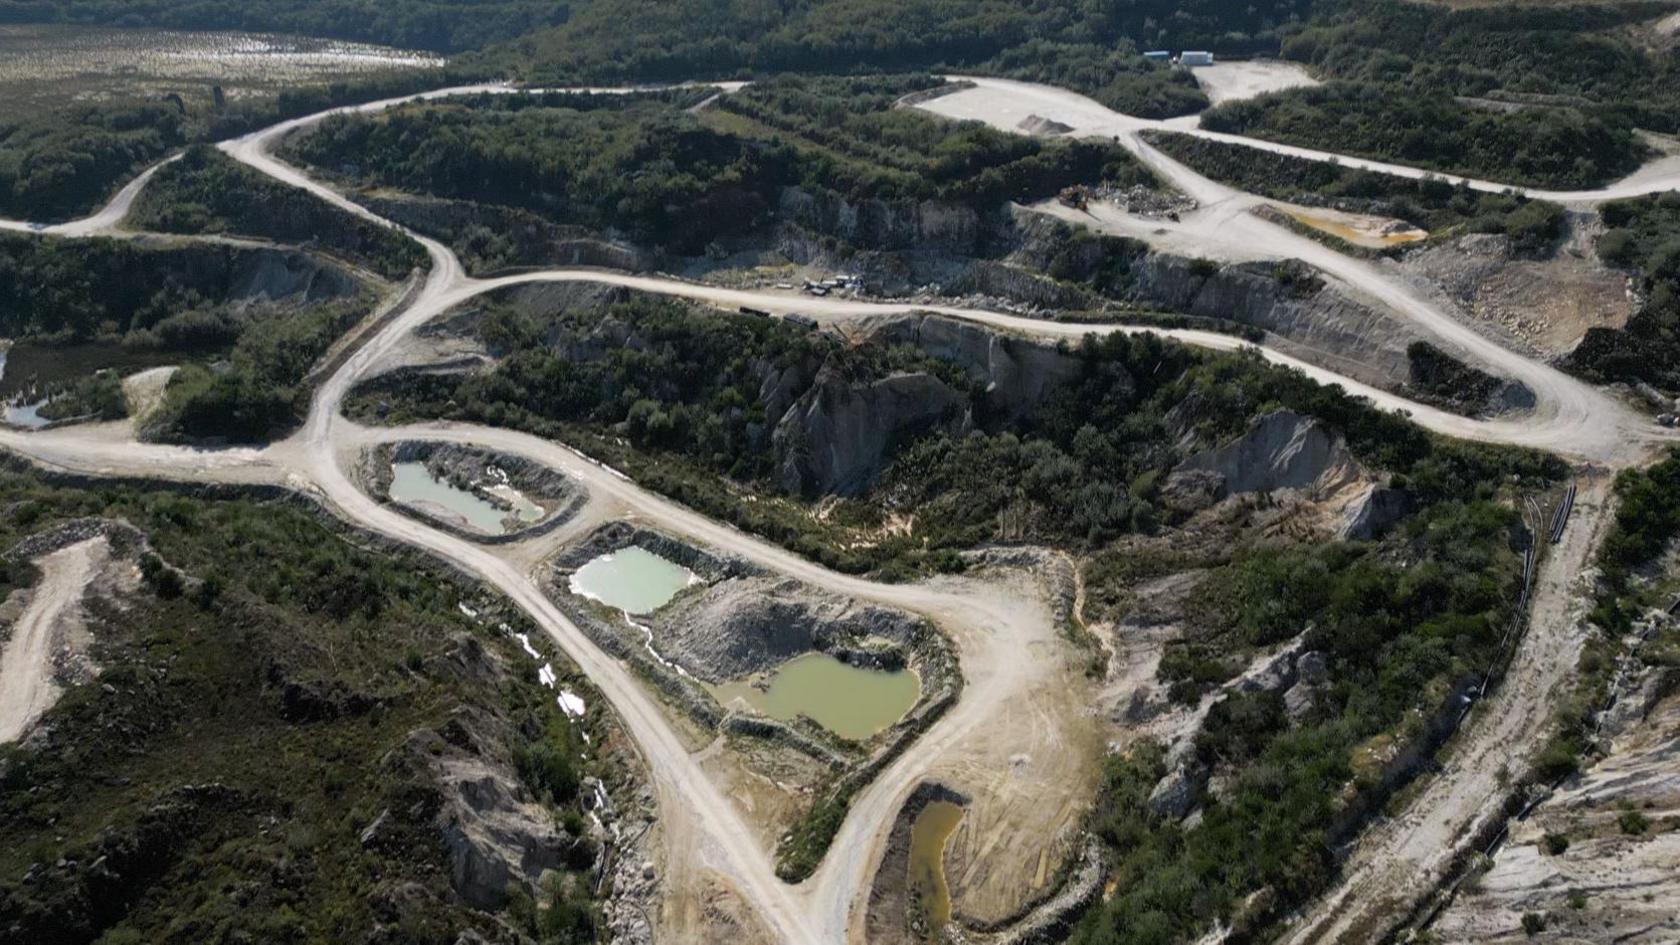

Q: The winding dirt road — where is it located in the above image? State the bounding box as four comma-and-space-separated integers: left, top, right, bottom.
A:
0, 538, 101, 743
0, 73, 1672, 944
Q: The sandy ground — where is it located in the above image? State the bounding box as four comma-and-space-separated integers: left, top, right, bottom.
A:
1280, 476, 1613, 945
0, 537, 103, 743
1190, 60, 1319, 106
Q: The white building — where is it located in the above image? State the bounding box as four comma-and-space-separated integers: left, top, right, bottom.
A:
1178, 51, 1214, 67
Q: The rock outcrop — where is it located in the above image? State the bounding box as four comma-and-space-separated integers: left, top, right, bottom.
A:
865, 314, 1095, 423
1173, 410, 1357, 499
408, 700, 594, 911
1127, 255, 1418, 387
774, 369, 969, 497
777, 187, 986, 252
772, 314, 1095, 496
1428, 689, 1680, 944
1338, 483, 1414, 540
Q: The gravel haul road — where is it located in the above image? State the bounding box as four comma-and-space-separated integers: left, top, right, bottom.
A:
0, 538, 101, 743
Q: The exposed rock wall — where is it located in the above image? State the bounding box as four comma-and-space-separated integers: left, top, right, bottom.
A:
1428, 686, 1680, 944
1174, 410, 1358, 498
777, 188, 988, 253
773, 370, 969, 497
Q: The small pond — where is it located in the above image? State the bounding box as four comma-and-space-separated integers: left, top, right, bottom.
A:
568, 546, 696, 615
907, 800, 965, 932
389, 461, 543, 534
708, 651, 919, 741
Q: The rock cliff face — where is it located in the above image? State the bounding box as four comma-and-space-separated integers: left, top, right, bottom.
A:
865, 313, 1092, 423
777, 188, 987, 252
773, 369, 969, 497
1173, 410, 1358, 498
769, 314, 1095, 497
1129, 255, 1418, 386
230, 250, 359, 303
396, 642, 596, 911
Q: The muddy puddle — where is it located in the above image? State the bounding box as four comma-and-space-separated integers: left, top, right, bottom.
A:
907, 800, 964, 932
708, 651, 919, 741
568, 546, 696, 614
389, 461, 544, 533
1284, 210, 1427, 248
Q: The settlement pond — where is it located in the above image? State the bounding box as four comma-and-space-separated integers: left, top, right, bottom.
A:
568, 546, 697, 615
708, 652, 920, 741
907, 800, 965, 931
389, 461, 544, 534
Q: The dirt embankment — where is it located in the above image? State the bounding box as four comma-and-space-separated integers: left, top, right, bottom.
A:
1396, 219, 1634, 360
865, 782, 970, 945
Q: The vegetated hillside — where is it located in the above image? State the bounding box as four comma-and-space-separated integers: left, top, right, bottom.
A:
1199, 81, 1644, 189
0, 233, 374, 442
129, 144, 429, 280
497, 0, 1315, 82
0, 71, 466, 222
0, 463, 616, 943
1285, 0, 1680, 133
284, 79, 1151, 255
1073, 497, 1531, 944
348, 290, 1559, 572
1144, 131, 1564, 253
348, 289, 1563, 942
0, 0, 566, 51
1207, 0, 1680, 188
1568, 193, 1680, 393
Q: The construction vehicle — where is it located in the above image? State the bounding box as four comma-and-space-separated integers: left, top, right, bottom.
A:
1057, 186, 1089, 211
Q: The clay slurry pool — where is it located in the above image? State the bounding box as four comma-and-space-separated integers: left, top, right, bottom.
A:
708, 652, 920, 741
389, 461, 543, 534
907, 800, 964, 931
568, 546, 697, 615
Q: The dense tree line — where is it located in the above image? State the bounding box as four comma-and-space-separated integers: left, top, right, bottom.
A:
286, 80, 1148, 254
1146, 131, 1564, 254
497, 0, 1316, 85
981, 40, 1208, 119
0, 0, 564, 51
130, 145, 428, 279
1200, 81, 1644, 189
0, 233, 376, 442
0, 100, 187, 222
1569, 193, 1680, 392
1199, 0, 1680, 187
